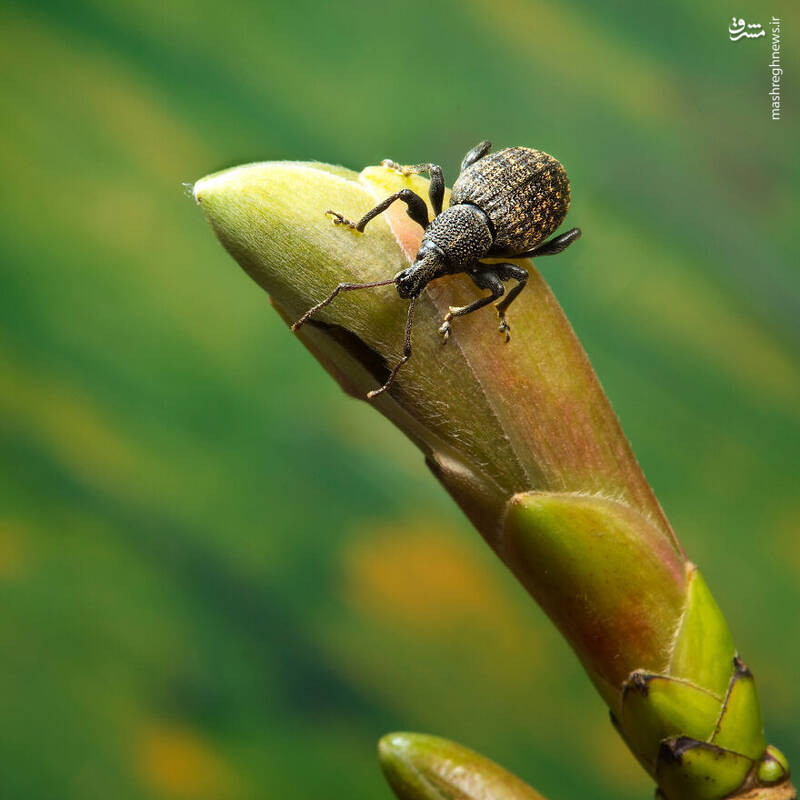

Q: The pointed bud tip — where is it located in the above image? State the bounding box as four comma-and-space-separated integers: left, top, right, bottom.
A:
378, 731, 414, 761
192, 165, 247, 205
377, 732, 445, 800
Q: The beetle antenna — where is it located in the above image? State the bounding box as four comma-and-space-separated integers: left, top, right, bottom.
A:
367, 296, 416, 400
291, 278, 396, 332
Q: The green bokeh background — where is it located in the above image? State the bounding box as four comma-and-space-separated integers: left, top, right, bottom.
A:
1, 0, 797, 798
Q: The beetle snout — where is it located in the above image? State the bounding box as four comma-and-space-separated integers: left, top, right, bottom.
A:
395, 269, 420, 299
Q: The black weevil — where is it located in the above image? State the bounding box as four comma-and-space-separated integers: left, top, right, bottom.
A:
292, 141, 581, 399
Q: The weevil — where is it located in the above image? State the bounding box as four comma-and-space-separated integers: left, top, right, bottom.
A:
292, 141, 581, 399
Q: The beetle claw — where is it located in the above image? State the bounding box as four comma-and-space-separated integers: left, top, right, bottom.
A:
438, 319, 452, 344
324, 209, 359, 231
381, 159, 411, 176
498, 315, 512, 343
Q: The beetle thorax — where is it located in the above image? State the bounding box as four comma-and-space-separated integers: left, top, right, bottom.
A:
423, 204, 493, 270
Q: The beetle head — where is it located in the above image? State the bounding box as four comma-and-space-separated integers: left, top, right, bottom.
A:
395, 242, 447, 299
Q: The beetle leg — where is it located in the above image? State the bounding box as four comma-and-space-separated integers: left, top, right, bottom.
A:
437, 268, 504, 344
514, 227, 582, 258
325, 187, 429, 232
381, 160, 444, 217
425, 165, 444, 216
460, 140, 492, 171
487, 263, 529, 343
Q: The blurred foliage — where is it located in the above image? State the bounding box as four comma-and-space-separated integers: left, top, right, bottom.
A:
0, 0, 797, 798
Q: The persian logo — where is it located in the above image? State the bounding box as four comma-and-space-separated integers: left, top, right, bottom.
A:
728, 17, 765, 40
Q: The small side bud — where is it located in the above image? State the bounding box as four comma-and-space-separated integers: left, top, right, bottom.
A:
378, 733, 547, 800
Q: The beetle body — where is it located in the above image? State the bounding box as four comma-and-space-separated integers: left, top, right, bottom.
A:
450, 146, 570, 254
397, 146, 574, 298
293, 141, 581, 399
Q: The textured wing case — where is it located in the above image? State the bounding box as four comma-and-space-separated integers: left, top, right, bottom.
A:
450, 146, 571, 253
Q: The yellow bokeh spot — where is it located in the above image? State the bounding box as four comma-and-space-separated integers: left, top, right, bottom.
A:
342, 521, 539, 659
0, 521, 27, 579
138, 722, 241, 800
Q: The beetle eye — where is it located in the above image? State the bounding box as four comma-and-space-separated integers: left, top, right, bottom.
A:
395, 271, 415, 298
